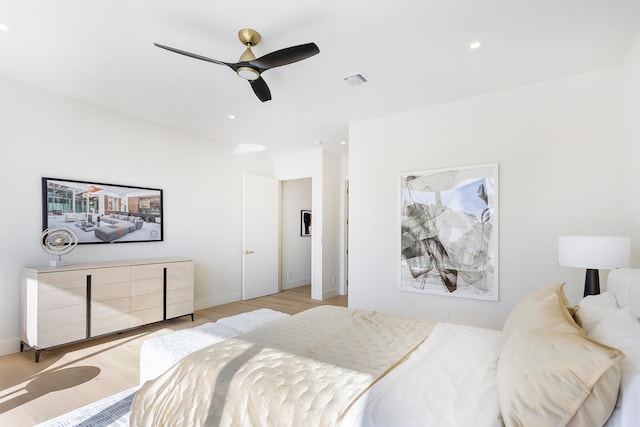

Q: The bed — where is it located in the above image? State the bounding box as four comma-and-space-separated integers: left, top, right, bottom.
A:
40, 269, 640, 427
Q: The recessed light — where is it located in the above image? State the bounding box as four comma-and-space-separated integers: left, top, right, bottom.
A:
467, 39, 483, 50
234, 143, 266, 154
340, 141, 347, 145
228, 115, 236, 120
0, 23, 14, 33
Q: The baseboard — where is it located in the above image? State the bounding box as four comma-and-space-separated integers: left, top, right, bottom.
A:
282, 280, 310, 290
323, 287, 340, 299
0, 337, 21, 357
195, 292, 241, 311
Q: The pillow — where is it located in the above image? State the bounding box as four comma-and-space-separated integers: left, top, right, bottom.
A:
497, 290, 624, 427
502, 283, 563, 338
502, 283, 582, 336
606, 269, 640, 318
577, 293, 620, 334
589, 307, 640, 427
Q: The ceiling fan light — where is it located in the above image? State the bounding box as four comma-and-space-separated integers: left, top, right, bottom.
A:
237, 67, 260, 80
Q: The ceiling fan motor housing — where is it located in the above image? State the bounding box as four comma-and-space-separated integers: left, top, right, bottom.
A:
237, 41, 260, 80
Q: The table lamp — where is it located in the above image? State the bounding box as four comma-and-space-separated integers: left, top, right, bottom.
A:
558, 236, 630, 297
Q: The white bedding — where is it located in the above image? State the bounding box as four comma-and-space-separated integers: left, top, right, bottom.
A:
130, 306, 436, 426
139, 308, 289, 384
343, 322, 503, 426
39, 313, 504, 427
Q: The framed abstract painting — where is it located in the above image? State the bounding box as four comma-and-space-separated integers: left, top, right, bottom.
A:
400, 163, 498, 301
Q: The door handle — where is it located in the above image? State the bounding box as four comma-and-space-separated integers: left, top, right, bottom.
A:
243, 250, 255, 254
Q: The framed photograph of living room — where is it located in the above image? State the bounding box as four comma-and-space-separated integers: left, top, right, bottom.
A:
42, 177, 164, 244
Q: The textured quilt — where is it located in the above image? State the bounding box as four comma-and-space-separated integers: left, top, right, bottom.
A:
130, 306, 434, 426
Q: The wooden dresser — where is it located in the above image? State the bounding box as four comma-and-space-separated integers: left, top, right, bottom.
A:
21, 258, 193, 361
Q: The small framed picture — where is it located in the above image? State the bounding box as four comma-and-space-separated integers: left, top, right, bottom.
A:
300, 210, 312, 236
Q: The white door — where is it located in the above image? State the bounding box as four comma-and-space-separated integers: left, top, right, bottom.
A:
242, 174, 280, 300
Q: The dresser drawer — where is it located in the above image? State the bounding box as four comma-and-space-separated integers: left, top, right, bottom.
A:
38, 304, 86, 330
167, 274, 193, 291
92, 314, 130, 336
38, 322, 86, 348
131, 264, 164, 281
131, 292, 163, 312
90, 266, 130, 286
130, 307, 163, 326
92, 281, 130, 302
131, 278, 163, 296
38, 270, 87, 292
167, 301, 194, 319
38, 287, 86, 311
166, 261, 193, 277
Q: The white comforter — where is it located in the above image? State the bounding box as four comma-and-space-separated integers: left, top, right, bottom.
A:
39, 311, 504, 427
131, 307, 436, 426
131, 306, 503, 427
343, 322, 503, 426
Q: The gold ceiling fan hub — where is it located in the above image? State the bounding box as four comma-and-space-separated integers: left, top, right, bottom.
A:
238, 28, 261, 47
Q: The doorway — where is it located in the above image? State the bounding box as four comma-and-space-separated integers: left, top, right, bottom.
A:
280, 178, 313, 294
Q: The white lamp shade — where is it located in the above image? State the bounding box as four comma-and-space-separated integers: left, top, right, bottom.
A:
558, 236, 630, 270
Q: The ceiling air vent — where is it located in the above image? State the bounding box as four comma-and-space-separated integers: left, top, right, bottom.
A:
343, 73, 368, 87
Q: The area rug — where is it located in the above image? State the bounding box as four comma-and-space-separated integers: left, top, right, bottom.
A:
34, 386, 137, 427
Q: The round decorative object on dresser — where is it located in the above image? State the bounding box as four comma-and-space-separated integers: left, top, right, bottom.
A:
41, 226, 78, 266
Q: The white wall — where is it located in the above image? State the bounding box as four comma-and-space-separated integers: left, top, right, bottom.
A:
0, 77, 274, 356
348, 68, 632, 329
281, 178, 312, 289
623, 33, 640, 259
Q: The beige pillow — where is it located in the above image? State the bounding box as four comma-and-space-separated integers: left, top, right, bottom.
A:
497, 290, 623, 427
502, 283, 563, 338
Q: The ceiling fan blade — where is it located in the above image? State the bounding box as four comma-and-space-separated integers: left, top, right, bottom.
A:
250, 43, 319, 72
154, 43, 237, 71
250, 77, 272, 102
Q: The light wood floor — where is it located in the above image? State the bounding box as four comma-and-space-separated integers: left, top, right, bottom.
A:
0, 286, 347, 426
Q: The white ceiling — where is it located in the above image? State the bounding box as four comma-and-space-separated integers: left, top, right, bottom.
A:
1, 1, 639, 156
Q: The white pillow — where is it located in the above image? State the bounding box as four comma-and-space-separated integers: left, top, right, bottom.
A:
589, 307, 640, 427
578, 292, 620, 334
606, 269, 640, 318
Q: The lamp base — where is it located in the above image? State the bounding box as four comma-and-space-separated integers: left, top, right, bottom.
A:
584, 268, 600, 297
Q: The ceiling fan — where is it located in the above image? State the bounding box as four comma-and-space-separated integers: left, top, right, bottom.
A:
154, 28, 320, 102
